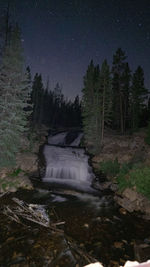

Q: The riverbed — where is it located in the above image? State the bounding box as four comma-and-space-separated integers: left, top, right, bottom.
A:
0, 131, 150, 267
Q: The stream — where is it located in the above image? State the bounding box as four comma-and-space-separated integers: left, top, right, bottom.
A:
0, 131, 150, 267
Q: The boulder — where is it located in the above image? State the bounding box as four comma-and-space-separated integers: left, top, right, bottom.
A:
114, 188, 150, 218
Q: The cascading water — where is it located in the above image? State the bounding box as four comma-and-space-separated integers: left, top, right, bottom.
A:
42, 132, 96, 193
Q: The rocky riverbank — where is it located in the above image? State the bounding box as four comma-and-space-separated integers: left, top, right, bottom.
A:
92, 128, 150, 220
0, 126, 48, 193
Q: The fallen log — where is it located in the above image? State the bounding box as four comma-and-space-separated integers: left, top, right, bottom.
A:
1, 195, 64, 233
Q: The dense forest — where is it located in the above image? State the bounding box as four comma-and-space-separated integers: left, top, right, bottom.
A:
0, 7, 81, 167
31, 75, 81, 129
0, 5, 150, 167
82, 50, 149, 153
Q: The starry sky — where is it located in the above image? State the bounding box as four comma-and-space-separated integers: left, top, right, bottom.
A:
1, 0, 150, 99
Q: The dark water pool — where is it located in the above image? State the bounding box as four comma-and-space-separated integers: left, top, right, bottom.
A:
1, 188, 150, 267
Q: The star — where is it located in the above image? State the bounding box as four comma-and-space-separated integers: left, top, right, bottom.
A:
138, 23, 142, 27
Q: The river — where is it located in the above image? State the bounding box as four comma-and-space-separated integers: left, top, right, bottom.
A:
0, 131, 150, 267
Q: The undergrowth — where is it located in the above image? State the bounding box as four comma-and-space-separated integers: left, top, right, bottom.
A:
99, 159, 150, 199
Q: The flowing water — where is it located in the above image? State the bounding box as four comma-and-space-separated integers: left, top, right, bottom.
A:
43, 132, 95, 193
0, 131, 150, 267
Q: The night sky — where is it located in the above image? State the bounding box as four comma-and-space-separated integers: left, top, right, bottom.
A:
1, 0, 150, 99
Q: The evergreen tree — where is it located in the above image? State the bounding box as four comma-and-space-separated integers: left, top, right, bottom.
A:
122, 62, 131, 130
82, 60, 97, 151
24, 66, 32, 110
130, 66, 148, 130
99, 59, 112, 143
0, 1, 11, 49
72, 95, 82, 127
31, 73, 44, 125
0, 25, 31, 166
82, 61, 104, 153
112, 48, 129, 133
52, 83, 63, 127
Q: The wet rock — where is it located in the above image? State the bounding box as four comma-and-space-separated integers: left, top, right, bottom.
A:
134, 241, 150, 262
98, 181, 112, 190
110, 183, 118, 192
109, 259, 119, 266
119, 207, 127, 215
83, 223, 89, 228
114, 188, 150, 218
114, 241, 124, 249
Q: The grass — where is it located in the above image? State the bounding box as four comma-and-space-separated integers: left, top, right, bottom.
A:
99, 158, 120, 178
9, 168, 22, 177
99, 159, 150, 199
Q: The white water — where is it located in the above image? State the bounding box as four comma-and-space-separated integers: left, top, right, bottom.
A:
43, 132, 95, 192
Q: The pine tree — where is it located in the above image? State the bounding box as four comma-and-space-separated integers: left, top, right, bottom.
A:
52, 83, 63, 127
122, 63, 131, 130
31, 73, 44, 125
24, 66, 32, 109
82, 61, 103, 153
72, 95, 82, 127
0, 25, 31, 166
112, 48, 129, 133
82, 60, 96, 150
130, 66, 148, 130
99, 59, 112, 143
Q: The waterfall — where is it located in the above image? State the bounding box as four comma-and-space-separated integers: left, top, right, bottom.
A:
43, 132, 95, 192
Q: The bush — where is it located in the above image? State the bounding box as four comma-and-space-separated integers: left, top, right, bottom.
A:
128, 167, 150, 199
99, 159, 150, 199
9, 168, 22, 177
117, 166, 150, 199
99, 158, 120, 178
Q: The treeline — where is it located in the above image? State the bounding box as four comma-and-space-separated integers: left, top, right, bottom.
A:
82, 48, 149, 153
0, 4, 81, 167
31, 74, 82, 128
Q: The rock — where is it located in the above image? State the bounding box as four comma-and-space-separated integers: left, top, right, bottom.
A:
17, 173, 33, 190
122, 188, 139, 202
16, 152, 38, 173
0, 167, 12, 179
115, 195, 135, 212
114, 241, 123, 249
115, 188, 150, 218
119, 208, 127, 215
109, 260, 119, 266
134, 241, 150, 262
95, 181, 112, 190
110, 183, 118, 192
83, 223, 89, 228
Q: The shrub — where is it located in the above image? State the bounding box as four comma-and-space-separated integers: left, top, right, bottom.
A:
128, 167, 150, 199
9, 168, 22, 177
100, 159, 150, 199
117, 166, 150, 199
99, 158, 120, 178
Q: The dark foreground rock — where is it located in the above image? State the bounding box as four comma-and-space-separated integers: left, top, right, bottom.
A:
114, 188, 150, 220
